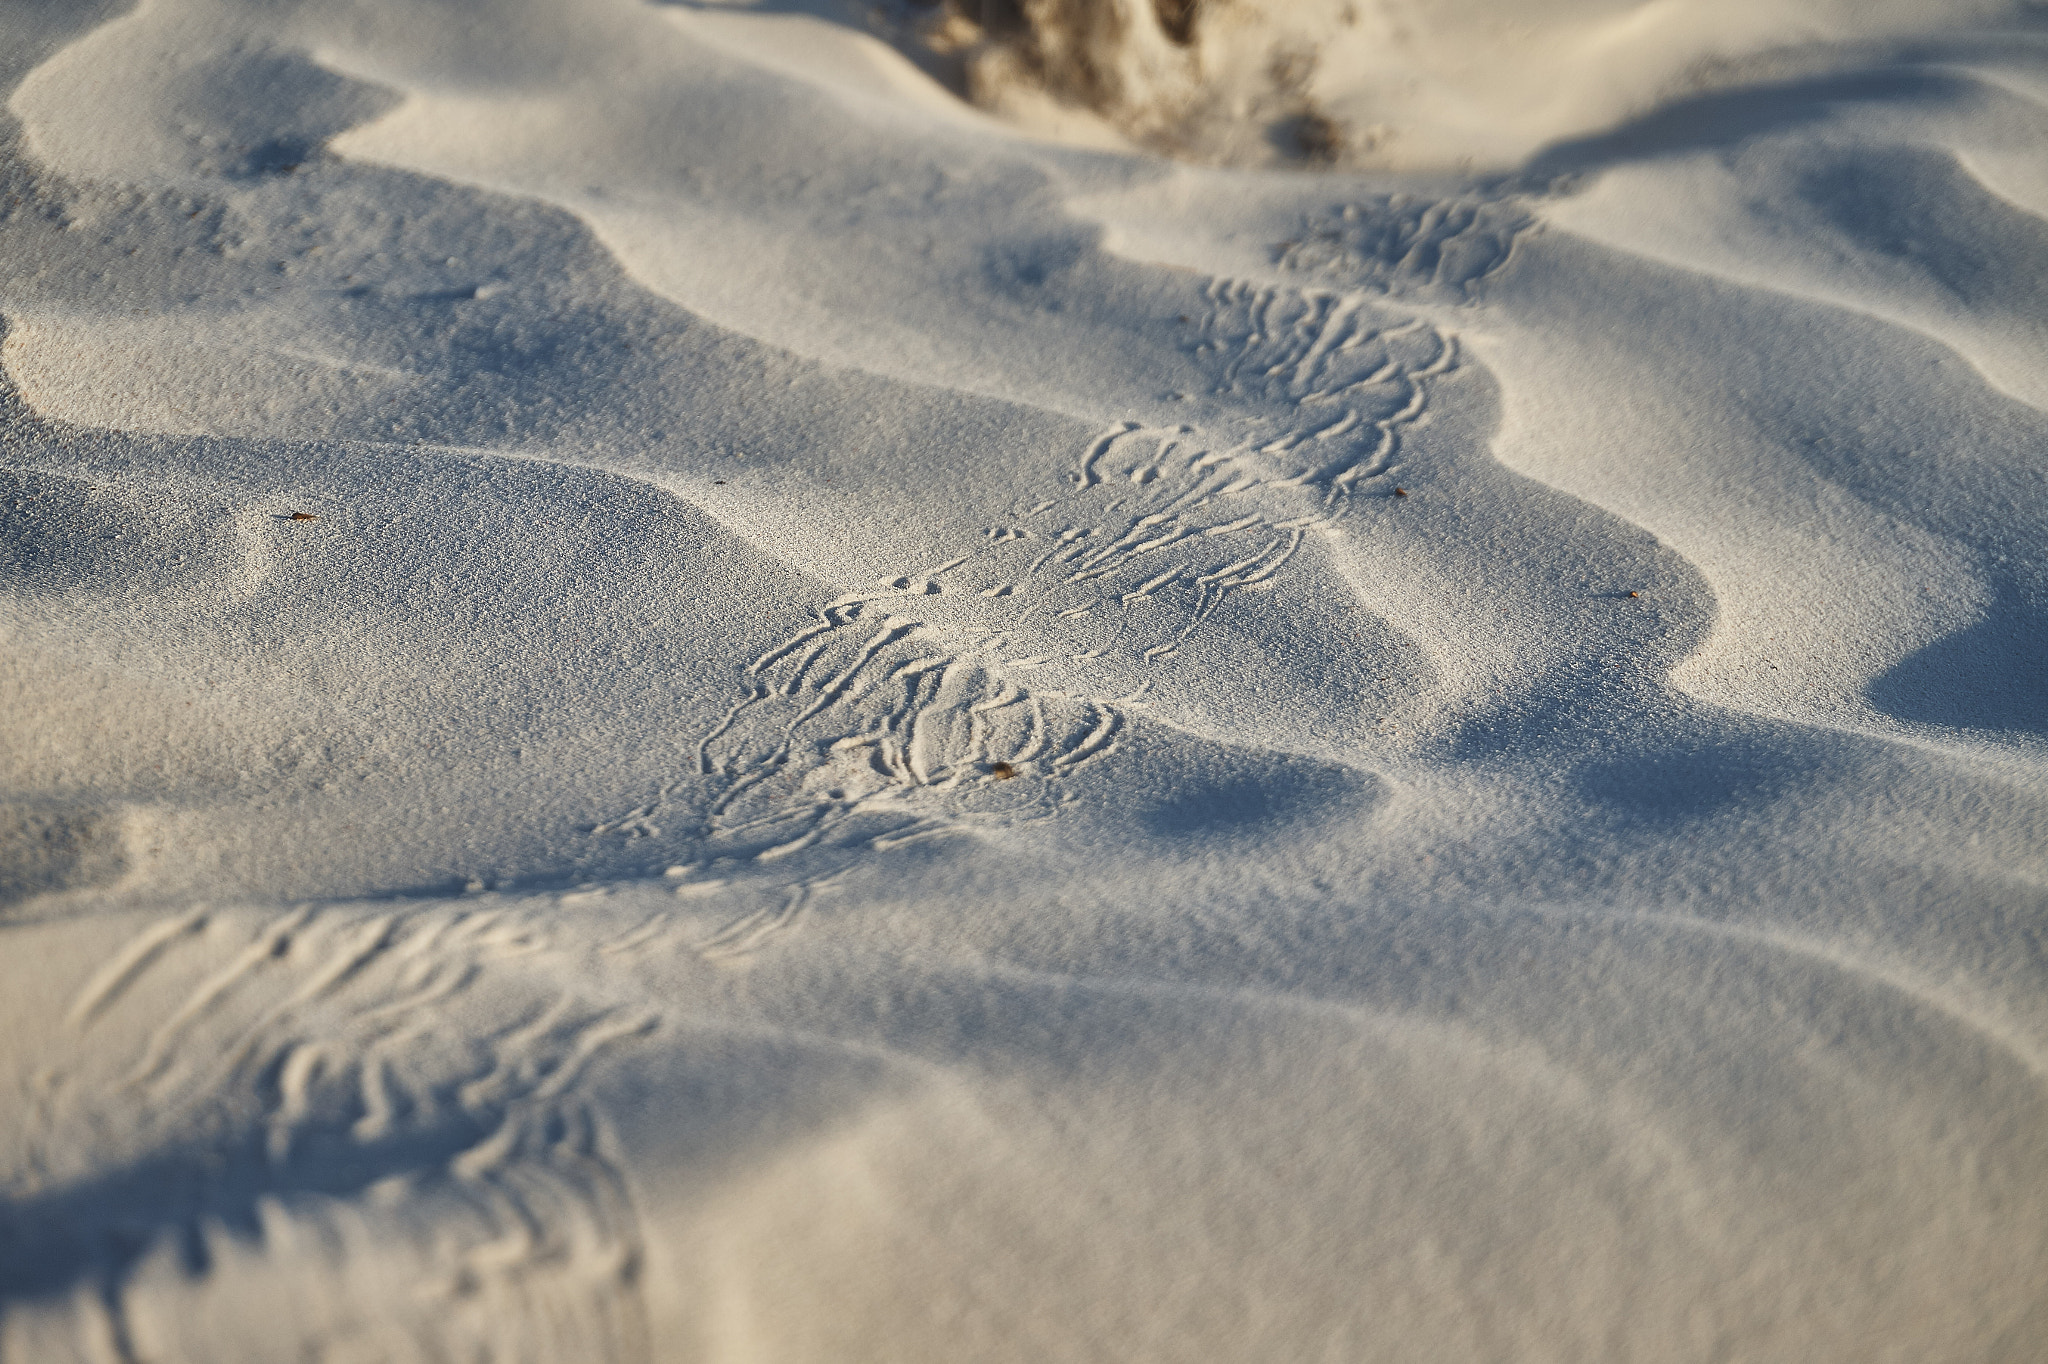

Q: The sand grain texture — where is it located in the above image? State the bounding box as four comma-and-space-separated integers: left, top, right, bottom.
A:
2, 0, 2046, 1360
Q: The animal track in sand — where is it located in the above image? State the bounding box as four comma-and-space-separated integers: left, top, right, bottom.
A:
1277, 195, 1535, 302
1183, 278, 1461, 503
25, 904, 661, 1363
594, 276, 1461, 911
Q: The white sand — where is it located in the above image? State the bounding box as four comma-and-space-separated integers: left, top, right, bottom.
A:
2, 1, 2046, 1359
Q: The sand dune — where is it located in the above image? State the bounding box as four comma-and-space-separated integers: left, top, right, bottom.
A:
3, 1, 2046, 1359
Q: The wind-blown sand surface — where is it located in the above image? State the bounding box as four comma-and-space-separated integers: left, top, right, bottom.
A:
2, 0, 2046, 1359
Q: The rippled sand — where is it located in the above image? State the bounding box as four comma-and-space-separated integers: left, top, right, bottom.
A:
3, 2, 2046, 1359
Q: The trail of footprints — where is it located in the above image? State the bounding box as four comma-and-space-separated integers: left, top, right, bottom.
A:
13, 205, 1522, 1360
1276, 194, 1532, 301
612, 273, 1469, 914
24, 904, 659, 1364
